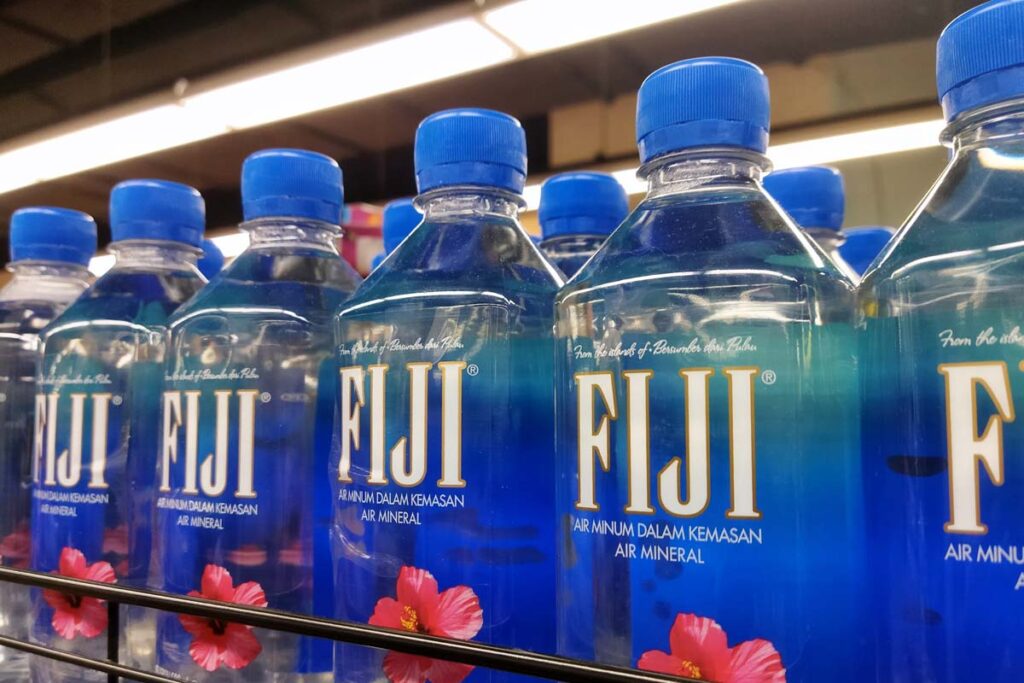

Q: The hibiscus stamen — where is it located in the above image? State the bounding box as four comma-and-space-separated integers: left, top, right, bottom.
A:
680, 660, 702, 679
209, 618, 227, 636
399, 605, 425, 633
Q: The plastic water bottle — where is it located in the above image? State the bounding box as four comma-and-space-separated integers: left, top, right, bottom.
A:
332, 108, 563, 683
198, 238, 225, 280
859, 1, 1024, 679
369, 252, 386, 271
538, 171, 628, 278
382, 197, 421, 254
838, 226, 893, 276
153, 149, 361, 681
555, 58, 865, 682
763, 165, 859, 281
30, 180, 206, 682
0, 208, 95, 681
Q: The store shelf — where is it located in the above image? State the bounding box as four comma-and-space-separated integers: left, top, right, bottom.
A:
0, 566, 695, 683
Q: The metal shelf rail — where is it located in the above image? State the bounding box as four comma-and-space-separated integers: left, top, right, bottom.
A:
0, 566, 697, 683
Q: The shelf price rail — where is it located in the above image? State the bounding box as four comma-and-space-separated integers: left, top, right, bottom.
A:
0, 566, 696, 683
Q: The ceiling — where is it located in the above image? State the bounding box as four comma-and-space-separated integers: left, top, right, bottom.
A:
0, 0, 978, 259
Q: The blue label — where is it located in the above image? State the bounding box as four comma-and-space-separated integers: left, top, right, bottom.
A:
30, 327, 157, 651
154, 318, 335, 678
333, 305, 556, 683
557, 323, 865, 682
863, 313, 1024, 681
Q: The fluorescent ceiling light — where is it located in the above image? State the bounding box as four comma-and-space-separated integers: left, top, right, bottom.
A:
522, 118, 945, 209
183, 19, 515, 130
0, 18, 513, 194
483, 0, 750, 54
769, 119, 945, 169
0, 105, 227, 194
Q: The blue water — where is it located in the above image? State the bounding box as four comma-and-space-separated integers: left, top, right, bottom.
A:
555, 163, 866, 682
332, 194, 563, 683
153, 225, 360, 681
858, 109, 1024, 682
30, 252, 205, 682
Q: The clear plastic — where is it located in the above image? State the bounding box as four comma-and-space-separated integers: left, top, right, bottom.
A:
29, 241, 205, 683
152, 219, 360, 681
331, 189, 563, 683
858, 101, 1024, 682
555, 151, 865, 682
804, 227, 859, 282
0, 262, 90, 681
539, 234, 607, 278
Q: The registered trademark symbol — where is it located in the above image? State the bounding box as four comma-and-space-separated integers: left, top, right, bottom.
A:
111, 395, 123, 406
260, 392, 272, 403
466, 364, 479, 376
761, 370, 776, 385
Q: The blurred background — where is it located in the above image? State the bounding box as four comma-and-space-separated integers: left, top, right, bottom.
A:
0, 0, 977, 278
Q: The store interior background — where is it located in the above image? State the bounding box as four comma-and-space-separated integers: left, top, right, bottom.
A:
0, 0, 977, 283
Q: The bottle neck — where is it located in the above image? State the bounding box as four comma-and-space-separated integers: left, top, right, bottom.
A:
418, 187, 522, 222
946, 100, 1024, 155
242, 217, 341, 253
1, 260, 91, 303
110, 240, 200, 270
639, 149, 769, 200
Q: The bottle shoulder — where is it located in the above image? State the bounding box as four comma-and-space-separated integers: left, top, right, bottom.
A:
170, 247, 361, 327
560, 192, 853, 307
860, 151, 1024, 312
339, 218, 561, 320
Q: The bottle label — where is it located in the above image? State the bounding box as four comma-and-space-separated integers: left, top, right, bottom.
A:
559, 324, 863, 680
864, 314, 1024, 678
30, 333, 152, 646
333, 305, 556, 682
154, 330, 332, 677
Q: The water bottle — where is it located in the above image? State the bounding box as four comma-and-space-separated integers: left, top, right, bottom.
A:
30, 180, 206, 682
859, 1, 1024, 679
839, 227, 893, 276
538, 171, 628, 278
555, 57, 865, 682
332, 108, 563, 683
0, 207, 95, 681
763, 165, 859, 281
198, 238, 225, 280
153, 149, 361, 681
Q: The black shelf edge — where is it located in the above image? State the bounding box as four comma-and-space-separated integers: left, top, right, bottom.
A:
0, 566, 696, 683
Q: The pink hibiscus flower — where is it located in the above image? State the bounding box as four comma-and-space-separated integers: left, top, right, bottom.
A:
41, 547, 116, 640
638, 613, 786, 682
369, 566, 483, 683
0, 524, 31, 568
178, 564, 268, 672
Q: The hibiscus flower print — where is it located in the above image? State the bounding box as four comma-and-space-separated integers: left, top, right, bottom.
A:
369, 566, 483, 683
178, 564, 268, 672
638, 613, 786, 682
41, 547, 116, 640
0, 523, 30, 568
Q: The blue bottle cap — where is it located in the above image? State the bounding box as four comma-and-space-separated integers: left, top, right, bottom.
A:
539, 172, 629, 239
382, 198, 421, 253
197, 238, 225, 279
371, 251, 386, 270
937, 0, 1024, 122
242, 148, 343, 224
9, 206, 98, 266
839, 226, 895, 275
763, 166, 845, 230
110, 179, 205, 247
636, 57, 770, 163
414, 108, 527, 194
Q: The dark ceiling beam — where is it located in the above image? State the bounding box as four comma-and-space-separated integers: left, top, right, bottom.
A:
0, 0, 273, 98
0, 12, 74, 47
